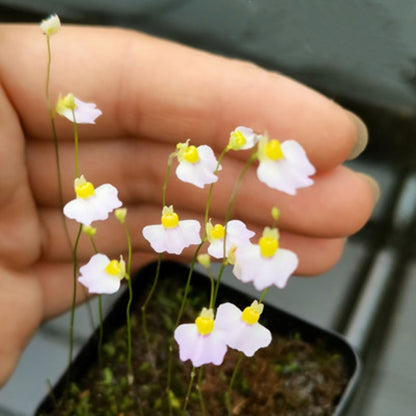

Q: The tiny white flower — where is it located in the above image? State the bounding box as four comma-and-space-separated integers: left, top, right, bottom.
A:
175, 140, 221, 188
78, 253, 126, 294
206, 219, 255, 259
40, 14, 61, 36
56, 94, 102, 124
233, 227, 298, 291
174, 308, 228, 367
63, 175, 122, 226
142, 205, 201, 254
215, 301, 272, 357
227, 126, 261, 151
257, 135, 315, 195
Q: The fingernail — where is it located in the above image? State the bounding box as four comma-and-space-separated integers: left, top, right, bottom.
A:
358, 173, 380, 203
346, 111, 368, 160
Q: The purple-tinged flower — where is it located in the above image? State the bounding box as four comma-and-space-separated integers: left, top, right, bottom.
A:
233, 227, 298, 291
142, 205, 201, 254
63, 175, 122, 226
227, 126, 261, 151
175, 140, 221, 188
174, 308, 227, 367
215, 301, 272, 357
206, 220, 255, 260
256, 135, 315, 195
40, 14, 61, 36
78, 253, 126, 294
56, 93, 102, 124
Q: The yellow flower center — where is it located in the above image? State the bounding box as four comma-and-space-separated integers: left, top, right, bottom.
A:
241, 306, 260, 325
105, 260, 123, 277
161, 212, 179, 228
195, 316, 214, 335
259, 236, 279, 258
211, 224, 225, 240
183, 145, 199, 163
75, 181, 95, 199
265, 139, 284, 160
229, 130, 246, 150
241, 301, 264, 325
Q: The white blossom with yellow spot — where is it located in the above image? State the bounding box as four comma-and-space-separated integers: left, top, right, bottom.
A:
174, 308, 228, 367
227, 126, 260, 151
63, 175, 122, 226
56, 94, 102, 124
215, 301, 272, 356
233, 227, 298, 290
78, 253, 126, 294
257, 135, 315, 195
206, 219, 255, 259
175, 140, 220, 188
142, 205, 201, 254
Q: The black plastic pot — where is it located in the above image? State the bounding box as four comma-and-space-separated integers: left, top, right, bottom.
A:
36, 261, 360, 415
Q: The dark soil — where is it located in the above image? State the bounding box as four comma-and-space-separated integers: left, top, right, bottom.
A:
38, 273, 349, 416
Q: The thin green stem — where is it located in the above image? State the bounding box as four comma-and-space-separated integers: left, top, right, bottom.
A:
203, 148, 228, 235
67, 224, 83, 383
141, 253, 162, 354
183, 367, 196, 411
226, 353, 244, 416
259, 288, 269, 303
175, 242, 203, 327
162, 153, 175, 207
45, 34, 73, 252
71, 110, 80, 178
120, 220, 134, 381
197, 366, 206, 416
97, 295, 103, 367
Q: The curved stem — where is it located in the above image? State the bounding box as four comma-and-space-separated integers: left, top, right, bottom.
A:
226, 353, 244, 416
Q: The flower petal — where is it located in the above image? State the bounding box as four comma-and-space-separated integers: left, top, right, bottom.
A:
78, 253, 121, 294
174, 324, 227, 367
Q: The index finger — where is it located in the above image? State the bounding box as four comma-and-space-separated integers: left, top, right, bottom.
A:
0, 24, 362, 171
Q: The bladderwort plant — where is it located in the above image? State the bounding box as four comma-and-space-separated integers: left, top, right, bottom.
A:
41, 13, 316, 415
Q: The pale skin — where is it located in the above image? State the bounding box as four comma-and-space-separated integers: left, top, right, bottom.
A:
0, 24, 378, 386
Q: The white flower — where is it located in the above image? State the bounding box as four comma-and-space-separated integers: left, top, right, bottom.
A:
257, 135, 315, 195
40, 14, 61, 36
56, 94, 102, 124
63, 175, 122, 226
175, 140, 221, 188
142, 205, 201, 255
78, 253, 126, 294
206, 219, 255, 259
228, 126, 260, 151
233, 227, 298, 291
174, 308, 228, 367
215, 302, 272, 357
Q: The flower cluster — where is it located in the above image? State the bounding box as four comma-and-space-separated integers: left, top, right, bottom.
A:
42, 14, 317, 408
140, 125, 315, 366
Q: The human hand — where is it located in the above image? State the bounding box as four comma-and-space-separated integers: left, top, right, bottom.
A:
0, 24, 377, 386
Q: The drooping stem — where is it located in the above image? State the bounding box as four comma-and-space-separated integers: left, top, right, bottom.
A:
259, 288, 269, 303
226, 353, 244, 416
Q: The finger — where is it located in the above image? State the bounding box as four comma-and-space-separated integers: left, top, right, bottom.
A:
2, 25, 360, 171
39, 198, 346, 277
30, 137, 375, 238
